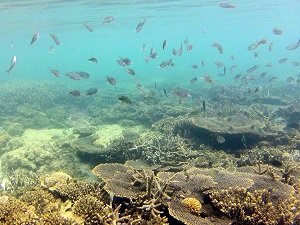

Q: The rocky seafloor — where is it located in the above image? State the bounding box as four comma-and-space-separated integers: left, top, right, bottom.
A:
0, 81, 299, 224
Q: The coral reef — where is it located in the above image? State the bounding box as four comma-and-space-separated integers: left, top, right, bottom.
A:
92, 163, 300, 225
181, 197, 202, 215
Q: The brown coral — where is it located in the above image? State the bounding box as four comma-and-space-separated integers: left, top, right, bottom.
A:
181, 197, 202, 215
210, 187, 298, 224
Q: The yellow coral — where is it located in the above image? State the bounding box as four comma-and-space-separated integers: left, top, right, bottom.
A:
181, 197, 202, 215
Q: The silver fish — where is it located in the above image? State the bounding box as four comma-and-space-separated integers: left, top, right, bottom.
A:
186, 44, 193, 51
234, 73, 241, 81
286, 44, 299, 50
219, 2, 235, 8
212, 42, 223, 54
230, 65, 237, 74
177, 43, 183, 56
83, 23, 93, 32
191, 65, 198, 69
102, 16, 116, 24
6, 56, 16, 73
247, 42, 260, 50
269, 42, 273, 51
246, 64, 260, 73
215, 61, 223, 68
140, 44, 147, 51
125, 68, 135, 76
49, 45, 54, 53
50, 69, 60, 77
291, 62, 299, 66
216, 135, 225, 144
50, 33, 60, 45
135, 19, 146, 33
30, 32, 39, 44
158, 59, 172, 69
279, 58, 288, 64
273, 28, 282, 35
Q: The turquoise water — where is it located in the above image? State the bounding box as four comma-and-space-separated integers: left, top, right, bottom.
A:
1, 0, 299, 89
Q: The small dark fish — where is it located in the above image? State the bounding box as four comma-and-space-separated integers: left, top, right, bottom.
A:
150, 52, 158, 59
286, 44, 299, 50
223, 66, 226, 75
216, 135, 225, 144
30, 32, 39, 45
247, 42, 260, 50
119, 57, 132, 66
234, 73, 241, 81
119, 96, 132, 104
50, 33, 60, 45
258, 38, 268, 45
273, 28, 282, 35
163, 88, 168, 98
125, 68, 135, 76
88, 57, 98, 64
140, 44, 147, 51
191, 65, 198, 69
144, 56, 150, 63
69, 90, 81, 96
260, 72, 267, 78
76, 71, 91, 79
49, 45, 55, 53
269, 76, 277, 83
269, 42, 273, 51
230, 65, 237, 74
86, 88, 99, 96
266, 62, 273, 67
215, 61, 223, 68
279, 58, 288, 64
186, 44, 193, 51
291, 62, 299, 66
162, 39, 167, 50
171, 87, 191, 98
158, 59, 172, 69
177, 43, 183, 56
212, 42, 223, 54
202, 100, 206, 112
6, 56, 16, 73
65, 72, 81, 80
246, 64, 260, 73
286, 77, 295, 83
172, 49, 177, 56
107, 76, 116, 85
219, 2, 235, 8
230, 55, 235, 60
135, 19, 146, 33
202, 74, 214, 85
201, 60, 205, 67
116, 58, 126, 67
184, 38, 188, 44
83, 23, 93, 32
50, 69, 60, 77
190, 77, 198, 83
102, 16, 116, 24
254, 52, 259, 58
254, 86, 262, 93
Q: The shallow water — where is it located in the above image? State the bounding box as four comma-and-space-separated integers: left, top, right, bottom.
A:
0, 1, 300, 224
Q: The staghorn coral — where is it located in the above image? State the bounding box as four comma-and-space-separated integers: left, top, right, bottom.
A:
1, 169, 39, 197
0, 197, 38, 225
19, 187, 57, 215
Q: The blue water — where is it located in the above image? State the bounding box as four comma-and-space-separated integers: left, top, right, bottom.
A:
1, 0, 299, 90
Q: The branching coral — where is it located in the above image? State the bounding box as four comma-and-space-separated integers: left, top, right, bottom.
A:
210, 187, 298, 224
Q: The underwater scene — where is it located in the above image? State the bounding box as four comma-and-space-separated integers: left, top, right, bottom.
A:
0, 0, 300, 224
